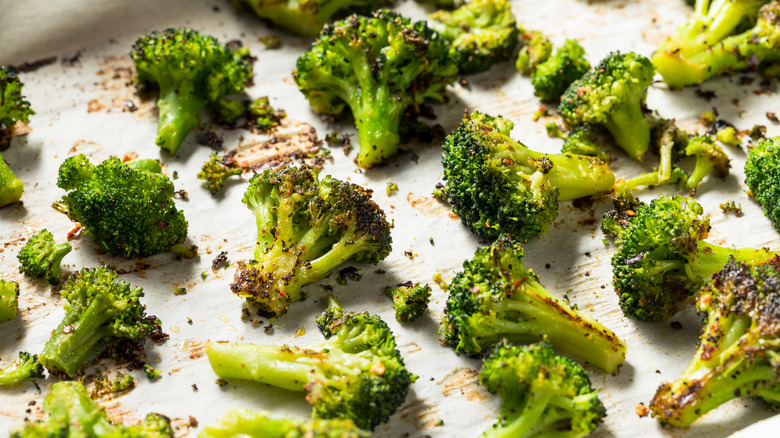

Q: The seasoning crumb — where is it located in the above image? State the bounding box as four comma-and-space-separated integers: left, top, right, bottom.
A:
635, 402, 649, 417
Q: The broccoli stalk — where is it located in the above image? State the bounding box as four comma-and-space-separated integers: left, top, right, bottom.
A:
531, 39, 591, 102
200, 408, 370, 438
0, 151, 23, 208
384, 281, 431, 323
745, 136, 780, 232
0, 279, 19, 322
0, 352, 44, 386
197, 153, 243, 194
17, 229, 72, 285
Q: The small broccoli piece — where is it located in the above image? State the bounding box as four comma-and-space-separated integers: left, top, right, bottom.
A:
442, 236, 627, 373
531, 39, 591, 102
428, 0, 519, 74
0, 352, 43, 386
650, 258, 780, 426
295, 10, 458, 168
0, 67, 35, 149
144, 364, 162, 381
131, 28, 251, 155
600, 192, 642, 237
197, 153, 243, 194
0, 279, 19, 322
111, 374, 135, 393
745, 136, 780, 231
384, 281, 431, 323
560, 125, 611, 163
441, 111, 615, 242
231, 165, 392, 317
54, 154, 188, 258
516, 26, 553, 73
214, 97, 248, 125
17, 229, 72, 285
248, 96, 286, 132
200, 408, 370, 438
560, 52, 655, 161
39, 266, 160, 377
716, 126, 741, 146
206, 295, 415, 430
0, 150, 23, 208
479, 341, 606, 437
11, 381, 172, 437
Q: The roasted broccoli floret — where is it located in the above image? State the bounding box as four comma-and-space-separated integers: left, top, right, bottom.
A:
11, 381, 172, 437
0, 150, 22, 208
249, 96, 286, 132
39, 266, 160, 377
442, 236, 627, 373
441, 111, 614, 242
428, 0, 519, 74
560, 125, 611, 163
295, 10, 458, 168
479, 341, 606, 437
54, 154, 188, 258
746, 136, 780, 231
200, 408, 370, 438
384, 281, 431, 323
0, 67, 35, 150
650, 258, 780, 426
0, 279, 19, 322
606, 195, 780, 321
231, 165, 392, 317
560, 52, 655, 161
516, 26, 553, 73
206, 295, 414, 430
197, 153, 243, 194
131, 28, 252, 155
531, 39, 591, 102
653, 0, 779, 88
17, 229, 72, 285
0, 352, 43, 386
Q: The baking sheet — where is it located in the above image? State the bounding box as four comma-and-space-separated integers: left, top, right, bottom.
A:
2, 0, 780, 436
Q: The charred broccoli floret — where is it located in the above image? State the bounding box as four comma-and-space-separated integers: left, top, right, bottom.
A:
441, 111, 614, 242
560, 125, 611, 163
532, 39, 591, 102
206, 295, 415, 430
131, 28, 252, 155
384, 281, 431, 323
197, 153, 243, 194
0, 279, 19, 322
0, 67, 34, 150
442, 236, 627, 373
516, 27, 553, 73
745, 136, 780, 231
231, 165, 392, 317
200, 408, 370, 438
17, 229, 72, 285
249, 96, 286, 132
295, 10, 458, 168
0, 352, 43, 386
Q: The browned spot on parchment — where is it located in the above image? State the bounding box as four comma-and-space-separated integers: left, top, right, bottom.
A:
181, 339, 205, 360
90, 56, 155, 117
406, 193, 455, 219
223, 119, 327, 171
440, 368, 490, 402
397, 398, 441, 430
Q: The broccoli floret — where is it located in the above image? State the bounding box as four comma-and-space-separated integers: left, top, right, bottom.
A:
650, 258, 780, 426
745, 136, 780, 231
197, 153, 243, 194
0, 150, 22, 208
0, 67, 35, 149
231, 165, 392, 317
606, 195, 780, 321
479, 341, 606, 437
516, 26, 553, 73
0, 352, 43, 386
441, 111, 615, 242
131, 28, 252, 155
54, 154, 188, 258
531, 39, 591, 102
560, 52, 655, 161
200, 408, 370, 438
428, 0, 519, 74
144, 364, 162, 381
295, 10, 458, 168
17, 229, 72, 285
716, 125, 741, 146
442, 236, 627, 373
249, 96, 286, 132
560, 125, 611, 163
384, 281, 431, 323
11, 381, 172, 437
214, 97, 248, 125
0, 279, 19, 322
206, 295, 415, 430
39, 266, 161, 377
653, 0, 780, 88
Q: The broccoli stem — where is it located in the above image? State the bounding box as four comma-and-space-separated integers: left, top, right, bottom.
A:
355, 86, 403, 168
125, 158, 162, 174
485, 390, 555, 438
684, 242, 779, 284
155, 87, 208, 154
602, 97, 650, 161
0, 150, 23, 208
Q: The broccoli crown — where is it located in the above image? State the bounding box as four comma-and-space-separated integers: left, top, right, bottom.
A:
384, 281, 431, 323
515, 27, 553, 73
0, 150, 23, 208
0, 67, 34, 129
428, 0, 519, 74
39, 266, 159, 377
442, 236, 627, 373
295, 9, 457, 168
441, 111, 614, 242
650, 258, 780, 426
55, 154, 188, 257
0, 352, 44, 387
11, 381, 173, 437
200, 408, 370, 438
479, 341, 606, 438
531, 39, 591, 102
745, 136, 780, 232
17, 229, 72, 285
231, 165, 392, 317
682, 135, 730, 191
197, 153, 243, 194
561, 125, 611, 163
0, 279, 19, 322
130, 28, 251, 154
559, 52, 655, 161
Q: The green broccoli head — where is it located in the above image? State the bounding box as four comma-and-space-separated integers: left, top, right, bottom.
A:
384, 281, 431, 323
560, 125, 611, 163
197, 153, 243, 194
0, 352, 44, 387
0, 279, 19, 322
560, 52, 655, 161
516, 27, 553, 73
231, 165, 392, 317
295, 9, 458, 168
746, 136, 780, 232
0, 67, 34, 135
428, 0, 520, 74
531, 39, 591, 102
17, 229, 72, 285
55, 154, 188, 258
200, 408, 370, 438
131, 28, 251, 155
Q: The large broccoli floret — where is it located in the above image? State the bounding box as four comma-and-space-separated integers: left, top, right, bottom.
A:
131, 28, 252, 155
295, 9, 458, 168
653, 0, 779, 88
515, 27, 553, 73
54, 154, 188, 258
0, 352, 44, 386
39, 266, 161, 377
746, 136, 780, 231
0, 279, 19, 322
197, 153, 243, 194
231, 165, 392, 317
0, 66, 35, 150
384, 281, 431, 323
442, 236, 627, 373
17, 229, 72, 285
11, 381, 172, 437
650, 258, 780, 426
479, 341, 606, 438
428, 0, 519, 74
200, 408, 370, 438
441, 111, 615, 242
531, 39, 591, 102
206, 295, 415, 430
560, 52, 655, 161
